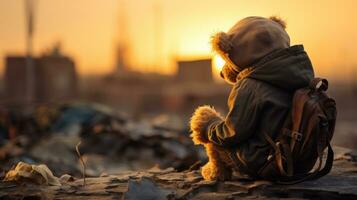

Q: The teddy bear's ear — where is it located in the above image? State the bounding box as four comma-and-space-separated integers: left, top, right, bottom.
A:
211, 32, 233, 55
269, 16, 286, 29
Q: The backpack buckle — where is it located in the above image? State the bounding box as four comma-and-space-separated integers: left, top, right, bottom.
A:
292, 131, 302, 141
282, 129, 303, 142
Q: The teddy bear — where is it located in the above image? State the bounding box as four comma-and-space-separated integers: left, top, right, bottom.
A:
190, 105, 235, 180
190, 16, 292, 181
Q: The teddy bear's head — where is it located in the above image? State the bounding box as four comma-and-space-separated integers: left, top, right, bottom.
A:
211, 16, 289, 85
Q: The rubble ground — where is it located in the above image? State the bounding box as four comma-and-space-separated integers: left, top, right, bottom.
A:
1, 146, 357, 199
0, 103, 202, 177
1, 104, 357, 199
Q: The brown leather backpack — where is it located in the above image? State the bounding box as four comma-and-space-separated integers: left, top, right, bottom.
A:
258, 78, 337, 184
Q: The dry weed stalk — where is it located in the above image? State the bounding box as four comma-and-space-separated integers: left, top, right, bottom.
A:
75, 141, 86, 186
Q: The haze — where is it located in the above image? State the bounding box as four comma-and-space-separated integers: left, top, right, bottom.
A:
0, 0, 356, 81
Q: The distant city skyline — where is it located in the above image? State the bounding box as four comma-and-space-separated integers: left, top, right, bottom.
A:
0, 0, 356, 81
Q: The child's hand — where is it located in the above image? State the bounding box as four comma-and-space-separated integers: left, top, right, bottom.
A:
190, 105, 224, 145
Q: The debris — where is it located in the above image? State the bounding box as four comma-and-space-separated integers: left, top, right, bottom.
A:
1, 148, 357, 199
0, 140, 24, 160
0, 103, 203, 177
150, 114, 186, 132
3, 162, 61, 186
51, 103, 126, 135
59, 174, 75, 183
28, 134, 81, 176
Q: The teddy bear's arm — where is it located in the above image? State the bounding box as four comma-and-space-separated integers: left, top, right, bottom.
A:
207, 85, 261, 147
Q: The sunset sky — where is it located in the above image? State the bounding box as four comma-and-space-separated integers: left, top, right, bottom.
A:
0, 0, 356, 80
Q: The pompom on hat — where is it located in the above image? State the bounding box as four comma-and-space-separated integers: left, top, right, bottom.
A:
211, 16, 290, 73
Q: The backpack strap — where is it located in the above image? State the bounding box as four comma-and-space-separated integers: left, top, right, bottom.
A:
289, 78, 327, 152
226, 148, 257, 177
290, 89, 310, 151
263, 132, 294, 177
309, 78, 328, 92
299, 100, 320, 154
276, 142, 333, 185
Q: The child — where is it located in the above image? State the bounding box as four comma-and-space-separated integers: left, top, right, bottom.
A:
190, 16, 315, 181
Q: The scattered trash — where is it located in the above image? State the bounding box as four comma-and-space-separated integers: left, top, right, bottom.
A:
51, 103, 126, 135
59, 174, 75, 183
0, 103, 204, 177
3, 162, 61, 186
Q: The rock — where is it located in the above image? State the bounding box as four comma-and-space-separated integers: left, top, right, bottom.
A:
124, 177, 175, 200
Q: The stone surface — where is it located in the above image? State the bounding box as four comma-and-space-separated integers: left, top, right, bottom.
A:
1, 146, 357, 200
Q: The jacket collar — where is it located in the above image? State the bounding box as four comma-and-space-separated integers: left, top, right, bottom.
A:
237, 45, 305, 82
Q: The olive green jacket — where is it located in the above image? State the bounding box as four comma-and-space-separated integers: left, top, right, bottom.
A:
207, 45, 314, 173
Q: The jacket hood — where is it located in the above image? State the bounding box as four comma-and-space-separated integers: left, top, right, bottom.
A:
211, 16, 290, 72
238, 45, 314, 91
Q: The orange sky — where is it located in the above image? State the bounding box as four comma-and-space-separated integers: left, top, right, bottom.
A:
0, 0, 356, 80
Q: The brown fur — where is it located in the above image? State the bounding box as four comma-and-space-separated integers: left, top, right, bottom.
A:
211, 32, 232, 55
211, 32, 241, 74
269, 16, 287, 29
201, 143, 233, 181
190, 105, 223, 145
190, 105, 234, 181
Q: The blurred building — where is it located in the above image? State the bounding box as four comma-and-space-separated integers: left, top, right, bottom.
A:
83, 58, 229, 117
4, 57, 28, 105
4, 45, 77, 106
176, 59, 213, 83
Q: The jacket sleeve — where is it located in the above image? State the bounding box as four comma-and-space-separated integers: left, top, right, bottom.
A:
207, 82, 261, 147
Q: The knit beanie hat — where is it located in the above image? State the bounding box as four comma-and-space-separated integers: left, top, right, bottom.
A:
211, 16, 290, 72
